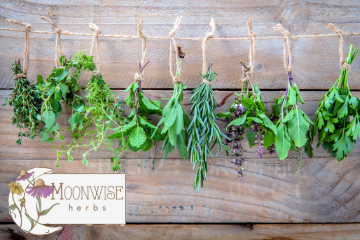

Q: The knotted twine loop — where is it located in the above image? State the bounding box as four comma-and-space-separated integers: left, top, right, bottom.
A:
89, 23, 101, 72
169, 16, 183, 83
134, 20, 150, 82
274, 23, 292, 73
202, 18, 216, 85
41, 12, 64, 68
246, 18, 256, 81
327, 23, 351, 70
6, 19, 31, 78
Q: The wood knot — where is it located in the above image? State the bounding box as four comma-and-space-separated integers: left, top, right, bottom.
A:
134, 72, 144, 81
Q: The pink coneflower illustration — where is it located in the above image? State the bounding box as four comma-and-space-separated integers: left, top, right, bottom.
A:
26, 179, 53, 198
16, 170, 34, 181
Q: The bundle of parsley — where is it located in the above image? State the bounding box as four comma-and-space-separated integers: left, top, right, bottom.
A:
218, 62, 277, 179
313, 44, 359, 161
188, 64, 230, 190
3, 60, 43, 145
55, 73, 126, 169
36, 52, 96, 144
272, 71, 313, 161
109, 62, 164, 154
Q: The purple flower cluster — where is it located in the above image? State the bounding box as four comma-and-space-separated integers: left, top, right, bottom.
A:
227, 103, 246, 180
250, 122, 265, 158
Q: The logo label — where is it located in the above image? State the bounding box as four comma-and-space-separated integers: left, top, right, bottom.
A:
8, 168, 126, 235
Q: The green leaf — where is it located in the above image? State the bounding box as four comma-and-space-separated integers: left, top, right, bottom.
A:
248, 117, 263, 124
8, 204, 16, 211
42, 111, 56, 129
46, 137, 55, 143
349, 96, 359, 108
288, 108, 309, 147
55, 68, 69, 82
241, 97, 255, 108
59, 83, 70, 99
253, 84, 261, 99
176, 129, 188, 159
72, 100, 86, 112
287, 86, 297, 105
175, 104, 184, 135
263, 130, 276, 148
246, 127, 256, 148
275, 124, 291, 160
216, 112, 231, 119
40, 131, 49, 143
37, 75, 44, 83
129, 126, 147, 148
227, 114, 247, 130
25, 212, 35, 231
72, 112, 82, 124
40, 203, 59, 216
140, 139, 153, 152
337, 97, 349, 119
140, 96, 162, 115
332, 133, 354, 161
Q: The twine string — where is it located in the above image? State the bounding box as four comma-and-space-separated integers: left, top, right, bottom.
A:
327, 23, 351, 70
134, 20, 149, 82
169, 16, 183, 83
202, 18, 216, 85
89, 23, 101, 71
41, 12, 64, 68
274, 23, 292, 73
6, 19, 31, 78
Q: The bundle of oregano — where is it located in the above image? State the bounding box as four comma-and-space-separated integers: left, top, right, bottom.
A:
272, 71, 313, 162
109, 62, 164, 153
55, 73, 126, 169
312, 44, 359, 161
188, 64, 230, 190
218, 62, 277, 179
3, 60, 43, 145
36, 52, 96, 144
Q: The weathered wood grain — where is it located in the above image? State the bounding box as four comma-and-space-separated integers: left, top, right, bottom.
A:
2, 90, 360, 161
1, 157, 360, 223
1, 0, 360, 90
1, 223, 360, 240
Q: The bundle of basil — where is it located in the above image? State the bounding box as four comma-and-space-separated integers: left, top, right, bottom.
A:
3, 60, 43, 145
109, 61, 164, 154
272, 71, 313, 163
188, 64, 230, 190
55, 73, 126, 169
218, 62, 277, 179
312, 44, 359, 161
36, 52, 96, 144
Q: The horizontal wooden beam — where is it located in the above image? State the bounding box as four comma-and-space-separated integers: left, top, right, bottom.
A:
1, 1, 360, 90
1, 223, 360, 240
1, 157, 360, 223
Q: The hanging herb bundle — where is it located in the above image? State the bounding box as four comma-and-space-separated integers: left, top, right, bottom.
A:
54, 73, 126, 169
272, 71, 313, 162
218, 62, 277, 179
3, 60, 43, 145
312, 44, 359, 161
188, 64, 230, 190
36, 52, 96, 144
109, 62, 164, 153
154, 58, 190, 159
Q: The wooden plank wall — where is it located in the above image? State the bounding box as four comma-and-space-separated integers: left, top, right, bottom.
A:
1, 0, 360, 239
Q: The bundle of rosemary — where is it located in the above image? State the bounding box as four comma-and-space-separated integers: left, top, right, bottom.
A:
3, 60, 43, 145
312, 44, 359, 161
188, 64, 230, 190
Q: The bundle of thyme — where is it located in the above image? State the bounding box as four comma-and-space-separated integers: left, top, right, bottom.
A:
36, 52, 96, 144
218, 61, 277, 179
312, 44, 359, 161
188, 64, 230, 190
55, 73, 126, 169
3, 60, 42, 145
109, 61, 164, 154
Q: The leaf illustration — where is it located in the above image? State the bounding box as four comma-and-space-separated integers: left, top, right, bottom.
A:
8, 204, 16, 211
40, 203, 59, 216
